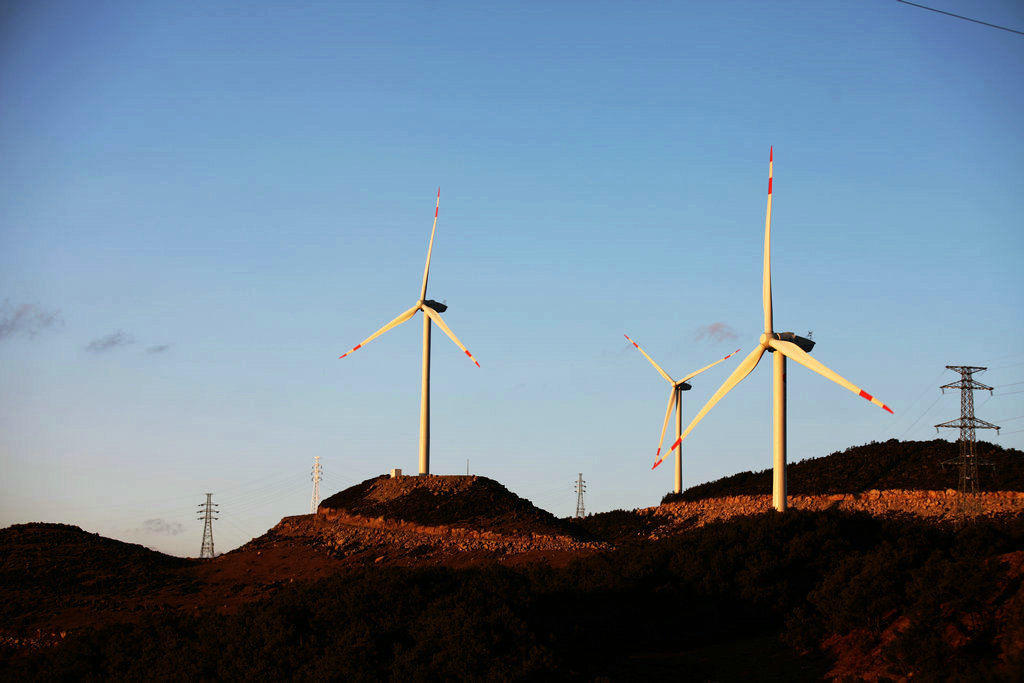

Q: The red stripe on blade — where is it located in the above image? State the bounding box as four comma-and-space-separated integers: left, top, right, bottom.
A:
859, 389, 873, 401
768, 177, 772, 194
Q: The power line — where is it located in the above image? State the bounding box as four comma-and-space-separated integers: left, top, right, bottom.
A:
897, 393, 945, 440
889, 367, 951, 438
896, 0, 1024, 36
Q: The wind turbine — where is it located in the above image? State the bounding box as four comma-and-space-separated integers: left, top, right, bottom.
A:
624, 334, 740, 494
338, 189, 480, 476
655, 149, 893, 511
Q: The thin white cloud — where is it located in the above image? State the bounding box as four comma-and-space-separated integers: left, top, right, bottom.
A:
140, 519, 185, 536
694, 322, 738, 343
0, 301, 63, 341
86, 330, 136, 353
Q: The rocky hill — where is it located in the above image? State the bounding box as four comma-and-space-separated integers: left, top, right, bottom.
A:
665, 439, 1024, 503
319, 473, 588, 538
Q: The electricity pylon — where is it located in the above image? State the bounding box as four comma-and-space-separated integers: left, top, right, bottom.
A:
935, 365, 1000, 516
197, 493, 219, 559
574, 473, 586, 518
310, 455, 323, 514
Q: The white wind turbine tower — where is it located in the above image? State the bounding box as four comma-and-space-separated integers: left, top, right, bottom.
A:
624, 334, 740, 494
338, 189, 480, 476
657, 149, 893, 511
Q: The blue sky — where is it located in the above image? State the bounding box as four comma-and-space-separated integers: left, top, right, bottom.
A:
2, 1, 1022, 557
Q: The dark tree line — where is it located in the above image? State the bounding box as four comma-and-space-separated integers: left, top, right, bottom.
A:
4, 510, 1022, 681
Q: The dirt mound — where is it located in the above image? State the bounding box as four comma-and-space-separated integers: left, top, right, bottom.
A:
319, 474, 588, 539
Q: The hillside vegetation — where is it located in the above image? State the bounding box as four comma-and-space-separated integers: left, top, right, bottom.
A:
665, 439, 1024, 503
2, 440, 1023, 680
3, 512, 1022, 680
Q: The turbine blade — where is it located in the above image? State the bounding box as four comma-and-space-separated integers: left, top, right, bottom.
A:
654, 344, 765, 469
763, 146, 774, 335
422, 306, 480, 367
679, 347, 744, 384
768, 338, 894, 414
623, 334, 674, 385
419, 188, 440, 301
338, 305, 420, 358
654, 388, 678, 464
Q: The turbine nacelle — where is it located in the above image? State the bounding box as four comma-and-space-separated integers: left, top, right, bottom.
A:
675, 381, 692, 391
422, 299, 448, 313
762, 332, 815, 353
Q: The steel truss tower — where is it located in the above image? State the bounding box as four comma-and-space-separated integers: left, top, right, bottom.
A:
934, 366, 1000, 515
197, 493, 219, 559
574, 473, 587, 519
310, 455, 323, 514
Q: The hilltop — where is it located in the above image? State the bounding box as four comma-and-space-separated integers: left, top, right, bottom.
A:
319, 473, 587, 538
664, 439, 1024, 503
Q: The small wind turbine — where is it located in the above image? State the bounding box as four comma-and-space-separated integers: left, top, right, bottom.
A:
656, 149, 893, 511
624, 334, 740, 494
338, 189, 479, 475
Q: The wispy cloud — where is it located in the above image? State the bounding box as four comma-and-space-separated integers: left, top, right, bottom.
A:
86, 330, 135, 353
0, 301, 63, 341
140, 519, 184, 536
146, 344, 171, 354
694, 322, 738, 343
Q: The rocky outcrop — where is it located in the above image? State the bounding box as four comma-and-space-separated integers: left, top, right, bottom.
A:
641, 490, 1024, 539
263, 511, 607, 569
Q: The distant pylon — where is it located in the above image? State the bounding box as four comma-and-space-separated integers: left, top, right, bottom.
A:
310, 455, 323, 514
574, 473, 587, 518
934, 366, 1000, 516
197, 493, 219, 559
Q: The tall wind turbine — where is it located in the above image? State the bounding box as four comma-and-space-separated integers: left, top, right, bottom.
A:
624, 334, 740, 494
338, 189, 479, 476
655, 149, 893, 511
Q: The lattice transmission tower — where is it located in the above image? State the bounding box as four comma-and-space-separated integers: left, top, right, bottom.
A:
310, 455, 323, 514
574, 473, 586, 518
934, 366, 1000, 515
197, 493, 219, 559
